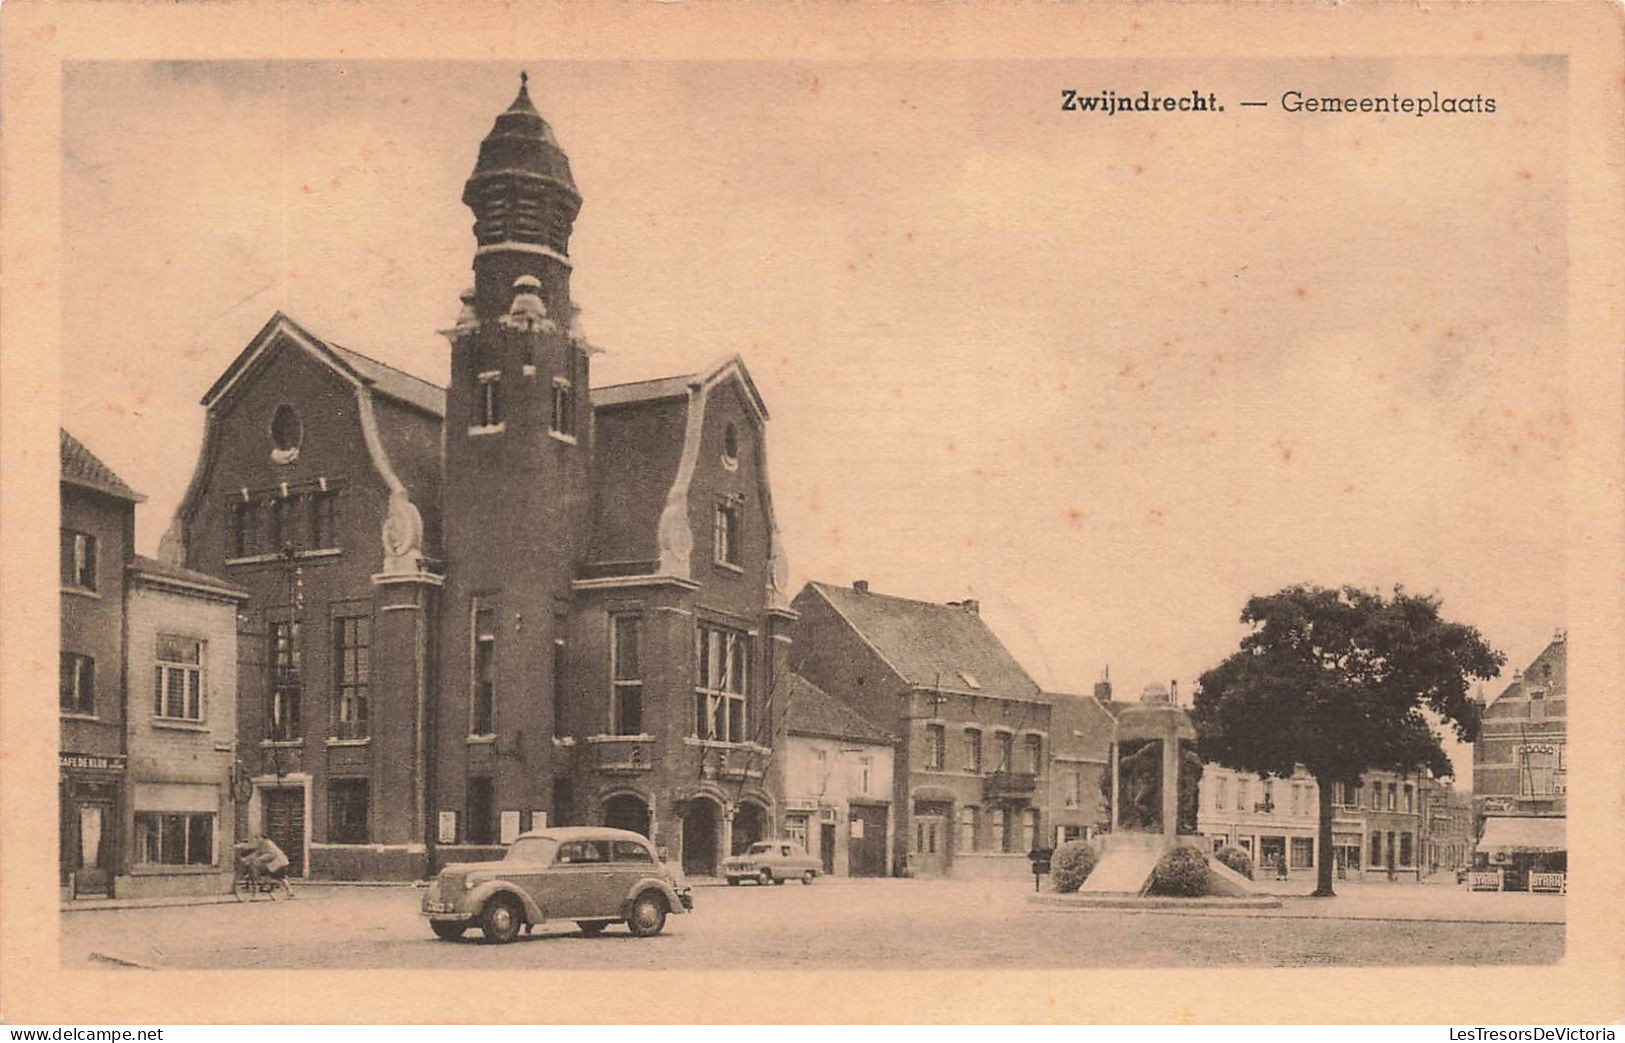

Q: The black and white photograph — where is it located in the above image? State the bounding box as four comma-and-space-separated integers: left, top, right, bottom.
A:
2, 0, 1621, 1028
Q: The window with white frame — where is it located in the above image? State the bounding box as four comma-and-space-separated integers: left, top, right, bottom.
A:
332, 616, 369, 739
965, 728, 983, 773
960, 805, 979, 852
550, 377, 576, 438
996, 732, 1014, 773
1403, 784, 1414, 814
991, 807, 1008, 852
1236, 778, 1249, 812
1024, 735, 1043, 775
60, 529, 98, 590
154, 635, 203, 722
1519, 745, 1559, 796
611, 614, 643, 736
694, 622, 748, 742
135, 811, 215, 866
713, 501, 742, 568
1021, 808, 1039, 852
475, 372, 502, 430
60, 652, 95, 715
924, 724, 945, 770
1067, 769, 1083, 809
858, 755, 873, 795
1215, 775, 1229, 811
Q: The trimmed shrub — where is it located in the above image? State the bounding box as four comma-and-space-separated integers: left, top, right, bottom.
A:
1213, 845, 1254, 880
1049, 841, 1098, 893
1148, 846, 1211, 897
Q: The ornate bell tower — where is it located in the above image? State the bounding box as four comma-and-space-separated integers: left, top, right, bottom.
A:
435, 75, 595, 862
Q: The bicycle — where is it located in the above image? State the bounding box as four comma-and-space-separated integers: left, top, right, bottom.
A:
232, 859, 295, 901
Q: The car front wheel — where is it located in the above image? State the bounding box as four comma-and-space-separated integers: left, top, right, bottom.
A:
802, 870, 817, 885
430, 920, 467, 941
626, 891, 668, 937
758, 869, 773, 886
480, 896, 523, 944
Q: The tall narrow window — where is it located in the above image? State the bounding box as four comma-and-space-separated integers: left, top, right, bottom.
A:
333, 616, 370, 739
551, 633, 567, 738
59, 653, 95, 715
996, 732, 1014, 774
694, 623, 749, 742
1021, 808, 1039, 852
924, 724, 945, 770
858, 755, 872, 795
1403, 785, 1414, 814
472, 607, 496, 736
1387, 783, 1397, 811
328, 779, 369, 844
713, 503, 742, 568
1068, 769, 1084, 809
610, 615, 643, 736
59, 530, 97, 590
965, 728, 983, 773
467, 776, 495, 845
1236, 778, 1249, 812
991, 808, 1008, 852
1024, 735, 1043, 775
309, 491, 339, 550
268, 621, 301, 741
1214, 775, 1228, 811
268, 494, 296, 554
475, 372, 502, 430
550, 377, 575, 438
232, 500, 260, 557
154, 635, 203, 722
960, 806, 979, 852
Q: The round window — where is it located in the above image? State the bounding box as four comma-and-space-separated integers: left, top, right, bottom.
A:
722, 423, 740, 467
270, 405, 303, 456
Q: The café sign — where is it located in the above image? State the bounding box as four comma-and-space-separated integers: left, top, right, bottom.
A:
60, 752, 126, 772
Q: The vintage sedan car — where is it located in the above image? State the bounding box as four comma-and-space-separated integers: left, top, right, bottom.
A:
721, 839, 823, 885
422, 826, 693, 943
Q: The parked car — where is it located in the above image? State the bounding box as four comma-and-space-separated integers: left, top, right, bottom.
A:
422, 826, 693, 943
722, 839, 822, 885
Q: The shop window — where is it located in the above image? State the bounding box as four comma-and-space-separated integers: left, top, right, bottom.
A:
1291, 836, 1314, 868
154, 635, 204, 721
60, 529, 97, 590
60, 652, 95, 715
328, 779, 369, 844
1399, 833, 1413, 867
694, 623, 749, 742
135, 812, 215, 866
333, 616, 370, 739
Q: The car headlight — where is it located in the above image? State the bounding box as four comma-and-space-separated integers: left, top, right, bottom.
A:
464, 877, 479, 890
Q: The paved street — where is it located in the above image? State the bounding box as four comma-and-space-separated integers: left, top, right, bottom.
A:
62, 877, 1562, 970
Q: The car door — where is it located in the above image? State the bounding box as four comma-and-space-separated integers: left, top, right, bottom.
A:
546, 838, 616, 919
609, 839, 659, 911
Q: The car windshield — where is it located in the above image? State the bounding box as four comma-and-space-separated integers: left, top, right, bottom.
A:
747, 842, 776, 855
505, 837, 558, 863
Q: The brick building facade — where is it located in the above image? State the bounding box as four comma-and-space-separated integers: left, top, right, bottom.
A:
788, 581, 1051, 879
160, 79, 792, 879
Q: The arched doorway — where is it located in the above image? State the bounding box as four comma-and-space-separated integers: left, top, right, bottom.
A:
732, 801, 768, 854
603, 793, 651, 837
681, 798, 720, 876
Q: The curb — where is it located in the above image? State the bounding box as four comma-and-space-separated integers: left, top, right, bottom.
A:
61, 891, 326, 914
1030, 894, 1284, 911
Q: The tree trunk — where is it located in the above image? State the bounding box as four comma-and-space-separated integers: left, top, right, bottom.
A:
1313, 775, 1336, 897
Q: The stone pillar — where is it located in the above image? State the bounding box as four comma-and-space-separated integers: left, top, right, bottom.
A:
1161, 733, 1180, 845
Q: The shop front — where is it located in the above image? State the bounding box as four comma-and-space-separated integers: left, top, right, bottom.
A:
59, 753, 125, 897
1476, 815, 1566, 892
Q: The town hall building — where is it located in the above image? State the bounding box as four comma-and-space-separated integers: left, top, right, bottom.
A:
159, 78, 794, 879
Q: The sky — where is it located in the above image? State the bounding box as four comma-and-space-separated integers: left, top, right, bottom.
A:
59, 59, 1570, 784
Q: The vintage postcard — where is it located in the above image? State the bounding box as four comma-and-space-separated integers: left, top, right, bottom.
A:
1, 0, 1621, 1026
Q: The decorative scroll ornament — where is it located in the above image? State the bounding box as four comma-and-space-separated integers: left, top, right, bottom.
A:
381, 488, 425, 574
498, 275, 556, 333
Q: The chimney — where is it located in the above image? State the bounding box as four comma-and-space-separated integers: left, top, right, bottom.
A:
1170, 679, 1179, 705
852, 580, 869, 594
1094, 665, 1112, 702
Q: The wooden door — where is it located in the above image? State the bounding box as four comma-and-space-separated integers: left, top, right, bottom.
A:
263, 788, 305, 876
912, 813, 946, 876
819, 823, 836, 875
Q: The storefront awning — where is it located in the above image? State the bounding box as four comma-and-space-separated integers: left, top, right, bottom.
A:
1479, 816, 1565, 853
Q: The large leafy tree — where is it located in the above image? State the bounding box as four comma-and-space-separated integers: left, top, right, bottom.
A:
1191, 585, 1503, 897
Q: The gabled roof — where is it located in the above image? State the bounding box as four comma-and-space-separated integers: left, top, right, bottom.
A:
803, 581, 1043, 699
60, 429, 144, 502
1044, 690, 1116, 759
591, 354, 769, 422
783, 673, 894, 745
128, 554, 248, 601
202, 312, 446, 418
